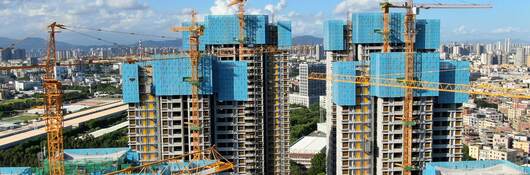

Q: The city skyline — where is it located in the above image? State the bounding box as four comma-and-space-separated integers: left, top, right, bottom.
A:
1, 0, 529, 45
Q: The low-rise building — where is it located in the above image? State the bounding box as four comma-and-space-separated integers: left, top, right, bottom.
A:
478, 145, 519, 163
513, 140, 530, 154
289, 131, 326, 169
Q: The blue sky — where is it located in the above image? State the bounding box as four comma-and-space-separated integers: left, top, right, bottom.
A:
0, 0, 528, 45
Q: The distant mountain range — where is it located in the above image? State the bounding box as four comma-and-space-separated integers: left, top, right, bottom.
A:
0, 35, 325, 50
293, 35, 323, 45
0, 37, 182, 50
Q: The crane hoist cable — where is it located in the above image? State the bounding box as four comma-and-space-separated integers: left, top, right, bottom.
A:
62, 28, 129, 48
64, 25, 173, 39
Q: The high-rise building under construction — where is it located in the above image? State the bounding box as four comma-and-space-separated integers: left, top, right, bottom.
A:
323, 12, 469, 175
121, 14, 292, 174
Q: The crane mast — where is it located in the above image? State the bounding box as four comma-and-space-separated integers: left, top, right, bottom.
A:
228, 0, 246, 61
379, 1, 491, 174
172, 10, 205, 161
44, 22, 66, 175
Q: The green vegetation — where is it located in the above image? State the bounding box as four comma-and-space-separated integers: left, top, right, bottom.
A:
290, 67, 299, 78
1, 114, 40, 123
0, 98, 43, 120
463, 144, 475, 161
92, 84, 122, 94
290, 104, 322, 143
307, 151, 326, 175
64, 84, 121, 96
290, 161, 306, 175
475, 99, 498, 109
0, 112, 127, 167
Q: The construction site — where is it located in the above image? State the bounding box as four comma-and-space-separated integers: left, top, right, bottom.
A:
2, 0, 530, 175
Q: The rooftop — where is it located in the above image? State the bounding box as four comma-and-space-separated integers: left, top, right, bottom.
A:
424, 160, 530, 175
289, 133, 326, 154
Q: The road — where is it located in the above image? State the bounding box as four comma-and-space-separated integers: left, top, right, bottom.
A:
87, 121, 128, 138
0, 101, 128, 149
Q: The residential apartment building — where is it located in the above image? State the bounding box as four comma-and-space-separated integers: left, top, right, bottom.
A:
289, 62, 326, 107
323, 12, 468, 175
121, 14, 292, 174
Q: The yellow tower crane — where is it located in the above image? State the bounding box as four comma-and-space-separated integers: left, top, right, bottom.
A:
171, 9, 205, 162
44, 22, 66, 175
228, 0, 247, 62
378, 1, 491, 174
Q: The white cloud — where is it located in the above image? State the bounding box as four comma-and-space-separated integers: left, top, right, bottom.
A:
334, 0, 386, 15
453, 25, 477, 35
491, 27, 525, 34
210, 0, 237, 15
275, 11, 325, 36
0, 0, 192, 45
265, 0, 287, 14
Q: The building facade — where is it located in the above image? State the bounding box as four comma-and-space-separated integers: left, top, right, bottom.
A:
121, 15, 291, 175
289, 62, 326, 107
323, 12, 468, 175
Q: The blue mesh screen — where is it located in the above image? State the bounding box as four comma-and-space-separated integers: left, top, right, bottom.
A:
351, 12, 404, 44
324, 20, 345, 51
152, 57, 213, 96
370, 52, 440, 97
277, 21, 292, 49
214, 61, 248, 101
438, 60, 470, 104
416, 19, 440, 50
122, 63, 140, 103
332, 61, 356, 106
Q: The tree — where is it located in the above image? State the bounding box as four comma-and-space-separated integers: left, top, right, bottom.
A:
290, 104, 322, 143
290, 161, 306, 175
463, 144, 475, 160
308, 151, 326, 175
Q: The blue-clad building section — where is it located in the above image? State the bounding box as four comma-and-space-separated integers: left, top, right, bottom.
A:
370, 52, 440, 97
0, 167, 32, 175
152, 57, 214, 96
351, 12, 404, 44
424, 160, 530, 175
204, 15, 268, 45
214, 61, 248, 101
181, 22, 206, 51
438, 60, 470, 104
332, 61, 356, 106
416, 19, 440, 50
324, 20, 345, 51
277, 21, 292, 49
122, 64, 140, 103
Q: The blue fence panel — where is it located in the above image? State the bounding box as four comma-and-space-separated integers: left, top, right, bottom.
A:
351, 12, 404, 44
324, 20, 345, 51
277, 21, 292, 49
214, 61, 248, 101
122, 63, 140, 103
0, 167, 32, 175
204, 15, 267, 45
416, 19, 440, 50
370, 52, 440, 97
332, 61, 356, 106
181, 22, 206, 51
152, 57, 213, 96
438, 60, 470, 104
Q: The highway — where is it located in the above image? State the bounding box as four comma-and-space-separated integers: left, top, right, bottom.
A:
0, 101, 128, 149
87, 121, 128, 138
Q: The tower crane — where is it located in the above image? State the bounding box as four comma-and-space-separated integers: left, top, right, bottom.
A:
105, 146, 234, 175
378, 1, 491, 174
171, 9, 206, 162
44, 22, 66, 175
228, 0, 247, 61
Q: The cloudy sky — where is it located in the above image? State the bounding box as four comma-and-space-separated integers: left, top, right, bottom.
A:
1, 0, 528, 45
